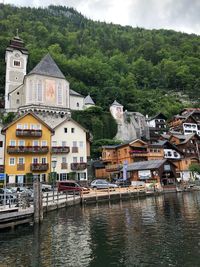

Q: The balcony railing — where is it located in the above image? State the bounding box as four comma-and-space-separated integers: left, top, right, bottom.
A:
51, 146, 70, 154
129, 150, 148, 157
72, 147, 78, 153
7, 146, 49, 154
61, 163, 68, 169
71, 162, 87, 170
105, 164, 122, 172
17, 164, 25, 171
30, 163, 49, 171
16, 129, 42, 137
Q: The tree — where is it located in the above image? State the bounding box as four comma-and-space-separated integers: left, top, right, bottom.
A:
189, 163, 200, 180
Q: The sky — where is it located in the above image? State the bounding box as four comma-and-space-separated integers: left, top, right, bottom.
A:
2, 0, 200, 35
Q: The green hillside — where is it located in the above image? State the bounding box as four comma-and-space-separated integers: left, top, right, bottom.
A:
0, 4, 200, 117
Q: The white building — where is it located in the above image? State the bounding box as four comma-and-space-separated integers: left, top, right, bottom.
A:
51, 118, 90, 181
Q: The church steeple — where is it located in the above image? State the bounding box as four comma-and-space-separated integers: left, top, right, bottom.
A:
5, 34, 28, 111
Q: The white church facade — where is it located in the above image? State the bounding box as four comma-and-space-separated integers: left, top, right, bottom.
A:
4, 35, 86, 114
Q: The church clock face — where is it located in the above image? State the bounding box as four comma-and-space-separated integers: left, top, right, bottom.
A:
14, 52, 20, 58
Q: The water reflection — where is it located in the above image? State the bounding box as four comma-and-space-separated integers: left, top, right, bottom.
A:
1, 192, 200, 266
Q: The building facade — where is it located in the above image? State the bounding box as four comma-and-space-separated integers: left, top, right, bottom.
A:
51, 118, 89, 181
2, 112, 54, 184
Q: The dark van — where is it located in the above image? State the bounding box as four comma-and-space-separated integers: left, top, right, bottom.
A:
57, 180, 90, 194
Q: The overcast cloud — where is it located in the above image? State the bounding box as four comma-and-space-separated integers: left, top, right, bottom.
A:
2, 0, 200, 34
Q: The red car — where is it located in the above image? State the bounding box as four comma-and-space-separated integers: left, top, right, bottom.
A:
57, 180, 90, 194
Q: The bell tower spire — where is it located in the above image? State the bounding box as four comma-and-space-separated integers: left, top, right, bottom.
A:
5, 34, 28, 111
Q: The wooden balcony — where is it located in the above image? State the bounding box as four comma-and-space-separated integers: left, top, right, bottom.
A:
72, 147, 78, 153
61, 163, 68, 169
17, 164, 25, 171
105, 164, 122, 172
16, 129, 42, 137
129, 150, 148, 158
7, 146, 49, 154
51, 146, 70, 154
71, 162, 87, 170
30, 163, 49, 171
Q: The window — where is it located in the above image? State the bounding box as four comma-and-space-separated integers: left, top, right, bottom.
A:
77, 102, 79, 107
10, 140, 16, 146
0, 141, 3, 147
73, 141, 77, 147
37, 80, 43, 102
18, 140, 25, 146
73, 157, 77, 163
64, 128, 67, 133
29, 80, 33, 102
52, 141, 57, 147
9, 157, 15, 166
41, 158, 47, 164
16, 99, 20, 104
32, 157, 39, 164
62, 157, 67, 163
17, 124, 23, 129
80, 157, 84, 163
24, 124, 28, 129
60, 173, 67, 181
62, 141, 66, 147
79, 141, 83, 148
33, 140, 39, 146
57, 82, 63, 105
41, 140, 47, 146
13, 60, 20, 67
71, 128, 75, 133
18, 157, 24, 164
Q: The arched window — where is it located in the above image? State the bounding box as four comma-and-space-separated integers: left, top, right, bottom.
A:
76, 102, 79, 107
29, 80, 33, 102
57, 82, 63, 105
37, 80, 43, 102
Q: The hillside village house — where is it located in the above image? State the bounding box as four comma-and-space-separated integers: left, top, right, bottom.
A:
2, 112, 54, 184
126, 159, 177, 190
51, 118, 90, 181
169, 108, 200, 136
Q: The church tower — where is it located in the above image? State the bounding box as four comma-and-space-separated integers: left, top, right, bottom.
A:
5, 34, 28, 111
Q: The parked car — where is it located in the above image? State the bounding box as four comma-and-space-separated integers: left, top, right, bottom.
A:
57, 180, 90, 194
90, 179, 118, 189
0, 188, 17, 204
113, 178, 131, 187
41, 183, 52, 192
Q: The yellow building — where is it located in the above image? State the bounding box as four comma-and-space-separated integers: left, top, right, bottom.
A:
2, 112, 54, 184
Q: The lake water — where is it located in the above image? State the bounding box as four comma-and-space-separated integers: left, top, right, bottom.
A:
1, 192, 200, 267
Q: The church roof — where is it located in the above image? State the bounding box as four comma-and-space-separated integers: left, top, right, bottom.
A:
84, 95, 95, 105
6, 36, 28, 55
70, 89, 83, 97
28, 54, 65, 79
111, 100, 123, 106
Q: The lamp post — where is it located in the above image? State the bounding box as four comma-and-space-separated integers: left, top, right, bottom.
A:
51, 159, 57, 202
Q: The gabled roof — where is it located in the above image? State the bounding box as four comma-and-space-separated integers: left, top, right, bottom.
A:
84, 95, 95, 105
129, 139, 147, 146
148, 112, 167, 121
28, 54, 65, 79
2, 112, 54, 134
110, 100, 123, 107
70, 89, 83, 97
126, 159, 174, 171
53, 117, 89, 133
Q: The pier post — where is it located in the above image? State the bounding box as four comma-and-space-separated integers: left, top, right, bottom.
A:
33, 177, 43, 224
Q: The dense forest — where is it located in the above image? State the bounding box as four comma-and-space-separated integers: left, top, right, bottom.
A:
0, 4, 200, 118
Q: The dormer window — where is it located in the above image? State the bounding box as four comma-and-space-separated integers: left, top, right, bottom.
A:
13, 60, 21, 67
